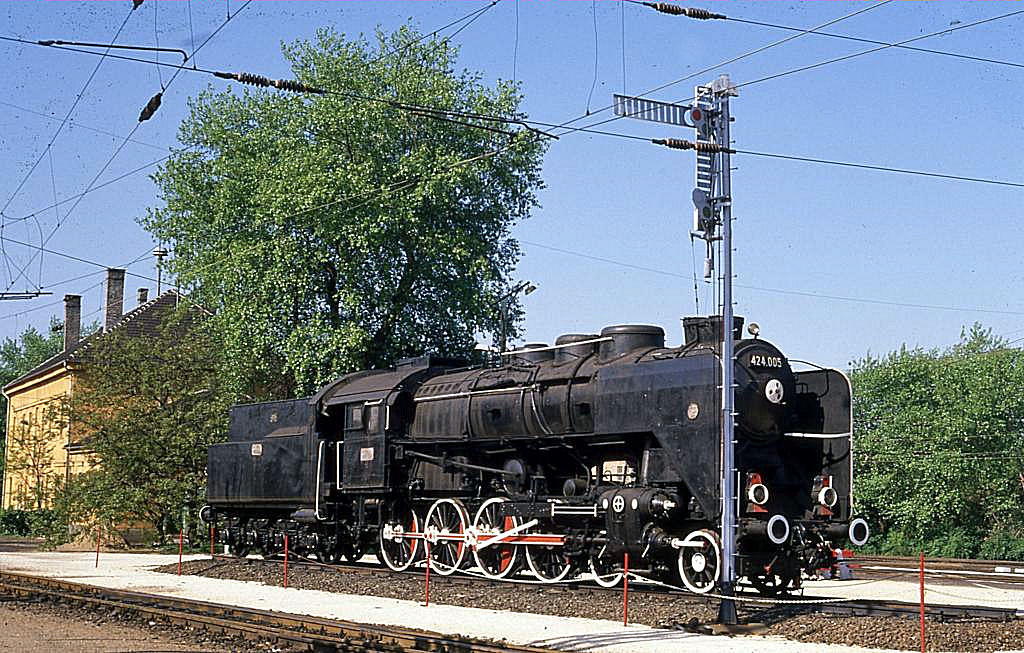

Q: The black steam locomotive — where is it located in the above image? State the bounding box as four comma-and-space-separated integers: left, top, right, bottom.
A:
205, 315, 868, 594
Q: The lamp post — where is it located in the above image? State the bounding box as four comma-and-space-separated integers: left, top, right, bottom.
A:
497, 280, 537, 359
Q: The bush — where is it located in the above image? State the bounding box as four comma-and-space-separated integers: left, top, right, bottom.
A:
978, 526, 1024, 561
0, 508, 56, 537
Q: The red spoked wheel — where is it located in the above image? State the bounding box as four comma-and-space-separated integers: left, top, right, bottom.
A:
524, 520, 574, 583
424, 498, 469, 576
471, 497, 521, 579
379, 503, 421, 572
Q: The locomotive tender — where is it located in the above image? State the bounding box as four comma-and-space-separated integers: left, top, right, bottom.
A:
206, 315, 868, 594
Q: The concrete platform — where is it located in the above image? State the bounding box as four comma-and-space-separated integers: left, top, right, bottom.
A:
0, 551, 974, 653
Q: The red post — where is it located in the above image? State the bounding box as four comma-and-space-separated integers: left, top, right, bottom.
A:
424, 541, 431, 607
178, 528, 184, 576
919, 551, 925, 653
94, 526, 101, 568
283, 534, 289, 588
623, 551, 630, 626
210, 525, 215, 557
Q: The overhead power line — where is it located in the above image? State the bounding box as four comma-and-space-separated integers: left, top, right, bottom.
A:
2, 1, 256, 294
0, 7, 135, 219
0, 99, 167, 151
636, 1, 1024, 72
575, 6, 1024, 136
0, 137, 523, 323
553, 0, 891, 136
520, 240, 1024, 317
733, 149, 1024, 190
1, 36, 554, 139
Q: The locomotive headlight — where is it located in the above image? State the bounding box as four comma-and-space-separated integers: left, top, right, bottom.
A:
764, 379, 784, 404
818, 486, 839, 508
747, 483, 769, 506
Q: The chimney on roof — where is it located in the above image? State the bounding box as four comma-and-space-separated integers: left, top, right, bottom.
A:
104, 268, 126, 331
63, 294, 81, 353
137, 287, 149, 305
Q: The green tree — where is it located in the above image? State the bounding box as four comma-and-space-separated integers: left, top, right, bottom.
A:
143, 26, 547, 398
62, 310, 229, 545
0, 320, 64, 481
851, 324, 1024, 558
5, 399, 65, 511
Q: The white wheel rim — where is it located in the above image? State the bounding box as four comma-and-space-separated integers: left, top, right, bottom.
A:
379, 507, 419, 572
677, 529, 721, 594
424, 499, 469, 576
524, 522, 573, 583
589, 557, 623, 588
471, 498, 520, 579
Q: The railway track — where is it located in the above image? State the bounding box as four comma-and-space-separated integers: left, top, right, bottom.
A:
201, 553, 1024, 623
850, 554, 1024, 585
0, 570, 559, 653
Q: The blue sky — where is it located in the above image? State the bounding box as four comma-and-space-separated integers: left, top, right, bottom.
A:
1, 0, 1022, 370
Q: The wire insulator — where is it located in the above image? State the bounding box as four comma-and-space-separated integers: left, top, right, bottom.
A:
213, 71, 324, 94
642, 3, 725, 19
684, 7, 726, 20
138, 91, 162, 122
643, 2, 685, 15
273, 78, 326, 94
652, 138, 734, 153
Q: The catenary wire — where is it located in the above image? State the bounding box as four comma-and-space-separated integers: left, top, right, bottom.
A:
725, 14, 1024, 71
572, 7, 1024, 136
551, 0, 891, 136
0, 36, 549, 139
519, 239, 1024, 317
3, 2, 256, 292
0, 139, 521, 322
0, 7, 135, 219
501, 116, 1024, 189
0, 99, 167, 151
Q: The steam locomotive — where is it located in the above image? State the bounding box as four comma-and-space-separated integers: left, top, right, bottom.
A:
205, 315, 868, 594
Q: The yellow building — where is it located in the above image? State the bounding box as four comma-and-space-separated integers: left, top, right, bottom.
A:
2, 269, 182, 509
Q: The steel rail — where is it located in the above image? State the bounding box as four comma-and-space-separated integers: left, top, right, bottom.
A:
0, 570, 559, 653
204, 555, 1024, 622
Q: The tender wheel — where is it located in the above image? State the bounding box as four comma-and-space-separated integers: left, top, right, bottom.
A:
343, 539, 367, 563
314, 535, 341, 564
589, 550, 623, 588
471, 497, 520, 579
749, 573, 791, 596
424, 498, 469, 575
677, 529, 721, 594
524, 523, 573, 583
379, 504, 421, 572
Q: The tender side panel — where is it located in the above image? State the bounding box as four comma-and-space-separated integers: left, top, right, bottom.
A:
227, 399, 311, 442
207, 433, 314, 506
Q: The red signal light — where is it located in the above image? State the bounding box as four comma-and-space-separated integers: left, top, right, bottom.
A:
690, 108, 702, 122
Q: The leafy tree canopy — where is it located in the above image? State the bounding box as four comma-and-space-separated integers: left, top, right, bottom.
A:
144, 26, 547, 397
62, 310, 229, 544
851, 324, 1024, 558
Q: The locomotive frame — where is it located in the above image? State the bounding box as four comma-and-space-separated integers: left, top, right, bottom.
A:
206, 315, 869, 594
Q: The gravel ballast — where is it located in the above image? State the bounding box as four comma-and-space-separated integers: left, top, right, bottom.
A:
158, 557, 1024, 653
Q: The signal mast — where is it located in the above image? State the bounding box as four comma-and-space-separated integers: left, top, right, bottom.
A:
614, 74, 740, 623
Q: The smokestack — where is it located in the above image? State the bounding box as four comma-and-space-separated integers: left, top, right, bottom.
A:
104, 268, 126, 331
137, 288, 149, 305
63, 295, 81, 353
